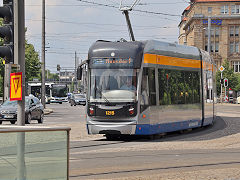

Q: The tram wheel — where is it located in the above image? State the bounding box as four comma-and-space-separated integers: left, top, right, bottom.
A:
105, 134, 120, 141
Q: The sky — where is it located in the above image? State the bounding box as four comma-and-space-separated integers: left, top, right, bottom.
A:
23, 0, 190, 73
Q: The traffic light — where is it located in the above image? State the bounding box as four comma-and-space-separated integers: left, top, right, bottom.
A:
57, 64, 61, 71
224, 78, 228, 87
0, 0, 14, 64
220, 78, 223, 85
77, 66, 82, 80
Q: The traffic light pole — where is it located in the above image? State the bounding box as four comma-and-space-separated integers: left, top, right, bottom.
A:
75, 51, 77, 92
41, 0, 46, 108
3, 64, 11, 101
14, 0, 25, 126
221, 72, 223, 103
14, 1, 26, 180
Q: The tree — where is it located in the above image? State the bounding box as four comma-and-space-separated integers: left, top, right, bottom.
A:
0, 20, 41, 97
45, 69, 59, 81
216, 59, 239, 95
25, 42, 41, 82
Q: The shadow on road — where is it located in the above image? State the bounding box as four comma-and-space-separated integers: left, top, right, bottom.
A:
94, 116, 240, 142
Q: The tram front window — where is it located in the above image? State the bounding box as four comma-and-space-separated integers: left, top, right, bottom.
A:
89, 69, 138, 103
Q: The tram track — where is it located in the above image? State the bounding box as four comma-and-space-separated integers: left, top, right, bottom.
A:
42, 103, 240, 179
69, 114, 240, 151
70, 161, 240, 179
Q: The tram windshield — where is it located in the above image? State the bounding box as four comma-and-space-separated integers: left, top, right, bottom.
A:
89, 69, 138, 103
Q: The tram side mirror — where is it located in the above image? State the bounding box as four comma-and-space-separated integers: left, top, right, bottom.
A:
77, 66, 82, 80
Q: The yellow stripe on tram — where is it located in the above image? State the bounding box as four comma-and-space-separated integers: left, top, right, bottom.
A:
144, 54, 201, 69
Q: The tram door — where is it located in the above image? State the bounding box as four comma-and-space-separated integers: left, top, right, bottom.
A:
147, 68, 158, 125
139, 67, 157, 126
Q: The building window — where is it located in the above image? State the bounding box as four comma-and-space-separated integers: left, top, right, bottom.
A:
230, 42, 234, 53
230, 42, 239, 54
221, 5, 229, 14
230, 26, 239, 36
211, 44, 214, 52
205, 27, 221, 37
205, 42, 219, 53
216, 27, 220, 36
231, 5, 240, 14
215, 42, 219, 53
211, 28, 214, 36
204, 27, 220, 53
233, 61, 240, 72
236, 26, 239, 36
205, 45, 208, 51
236, 43, 239, 53
230, 26, 234, 36
208, 7, 212, 13
205, 28, 208, 37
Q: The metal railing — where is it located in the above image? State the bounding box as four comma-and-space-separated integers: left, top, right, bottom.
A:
0, 126, 71, 180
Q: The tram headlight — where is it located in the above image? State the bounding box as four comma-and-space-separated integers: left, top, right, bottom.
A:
129, 107, 134, 116
89, 107, 94, 116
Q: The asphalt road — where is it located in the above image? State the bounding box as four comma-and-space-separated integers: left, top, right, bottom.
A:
3, 102, 240, 179
36, 102, 240, 179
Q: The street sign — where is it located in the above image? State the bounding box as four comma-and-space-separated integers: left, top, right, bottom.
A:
219, 66, 225, 72
10, 72, 22, 101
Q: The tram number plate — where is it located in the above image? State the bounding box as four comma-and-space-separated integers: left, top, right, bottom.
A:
106, 111, 115, 116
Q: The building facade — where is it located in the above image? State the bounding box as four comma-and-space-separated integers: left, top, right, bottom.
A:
179, 0, 240, 72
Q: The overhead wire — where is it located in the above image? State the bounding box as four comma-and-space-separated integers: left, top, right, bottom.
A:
27, 0, 182, 61
77, 0, 181, 17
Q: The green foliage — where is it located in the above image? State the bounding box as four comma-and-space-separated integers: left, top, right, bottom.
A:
234, 74, 240, 92
25, 42, 41, 81
216, 59, 239, 95
0, 20, 41, 96
46, 69, 59, 81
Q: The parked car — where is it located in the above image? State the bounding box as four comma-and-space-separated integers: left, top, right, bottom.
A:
0, 96, 44, 124
70, 94, 86, 106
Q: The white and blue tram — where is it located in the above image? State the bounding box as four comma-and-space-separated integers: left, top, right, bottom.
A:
81, 40, 216, 139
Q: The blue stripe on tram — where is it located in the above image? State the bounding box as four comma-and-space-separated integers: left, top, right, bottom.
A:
135, 119, 203, 135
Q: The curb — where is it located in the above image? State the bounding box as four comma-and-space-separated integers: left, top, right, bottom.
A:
44, 108, 53, 115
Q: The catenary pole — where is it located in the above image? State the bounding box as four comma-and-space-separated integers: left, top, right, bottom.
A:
41, 0, 46, 108
75, 51, 77, 92
207, 16, 212, 101
15, 1, 26, 179
15, 0, 25, 126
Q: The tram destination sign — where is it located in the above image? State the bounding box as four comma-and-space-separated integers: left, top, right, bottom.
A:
90, 58, 134, 68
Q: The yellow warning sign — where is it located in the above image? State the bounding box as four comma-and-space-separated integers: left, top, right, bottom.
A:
219, 66, 225, 72
10, 72, 22, 101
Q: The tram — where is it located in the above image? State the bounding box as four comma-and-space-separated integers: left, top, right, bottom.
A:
79, 40, 216, 139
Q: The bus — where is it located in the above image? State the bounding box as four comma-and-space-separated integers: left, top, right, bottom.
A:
28, 82, 68, 104
79, 40, 216, 140
28, 82, 53, 100
50, 84, 68, 104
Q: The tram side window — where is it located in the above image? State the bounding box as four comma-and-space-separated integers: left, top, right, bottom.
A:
147, 68, 157, 106
158, 69, 200, 105
140, 69, 149, 112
